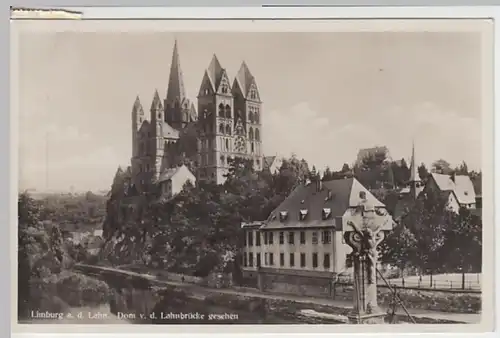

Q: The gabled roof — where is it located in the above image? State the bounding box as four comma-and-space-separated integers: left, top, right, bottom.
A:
206, 54, 225, 91
261, 178, 385, 230
235, 61, 255, 98
161, 121, 180, 139
151, 89, 163, 111
158, 166, 181, 183
430, 173, 476, 205
157, 164, 193, 183
263, 156, 276, 170
132, 96, 144, 115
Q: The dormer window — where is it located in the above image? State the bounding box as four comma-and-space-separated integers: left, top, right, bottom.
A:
299, 209, 308, 221
279, 211, 288, 222
322, 208, 331, 220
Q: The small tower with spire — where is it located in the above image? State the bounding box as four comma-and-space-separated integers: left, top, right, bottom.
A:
408, 140, 423, 199
131, 96, 144, 158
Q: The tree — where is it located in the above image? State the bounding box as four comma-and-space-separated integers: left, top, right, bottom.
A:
379, 224, 418, 273
322, 167, 334, 181
402, 191, 450, 284
341, 163, 351, 173
455, 161, 469, 175
441, 208, 482, 288
418, 163, 430, 181
432, 159, 452, 174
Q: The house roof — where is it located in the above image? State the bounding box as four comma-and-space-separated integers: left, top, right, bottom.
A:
430, 173, 476, 205
261, 177, 385, 230
157, 164, 193, 183
235, 61, 255, 98
161, 121, 180, 139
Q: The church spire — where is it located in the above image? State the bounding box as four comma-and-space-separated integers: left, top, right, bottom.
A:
409, 139, 420, 182
166, 39, 186, 105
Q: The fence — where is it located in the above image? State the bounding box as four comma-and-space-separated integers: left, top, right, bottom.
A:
336, 274, 481, 293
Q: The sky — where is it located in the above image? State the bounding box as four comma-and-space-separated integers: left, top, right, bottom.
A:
17, 31, 483, 192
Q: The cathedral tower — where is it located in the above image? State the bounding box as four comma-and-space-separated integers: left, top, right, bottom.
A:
131, 96, 144, 158
150, 89, 165, 183
232, 61, 263, 171
197, 54, 234, 184
164, 40, 196, 130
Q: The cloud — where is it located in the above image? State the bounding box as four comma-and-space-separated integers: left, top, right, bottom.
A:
263, 101, 481, 173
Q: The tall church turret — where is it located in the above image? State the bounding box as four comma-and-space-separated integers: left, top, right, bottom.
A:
233, 61, 263, 171
197, 54, 234, 184
408, 140, 423, 199
165, 40, 196, 130
131, 96, 144, 158
150, 89, 164, 183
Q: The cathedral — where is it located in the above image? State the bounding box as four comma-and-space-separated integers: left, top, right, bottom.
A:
130, 40, 264, 193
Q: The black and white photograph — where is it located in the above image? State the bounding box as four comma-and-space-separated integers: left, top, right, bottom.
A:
12, 17, 493, 331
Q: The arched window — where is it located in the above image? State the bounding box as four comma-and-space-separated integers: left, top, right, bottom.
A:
251, 143, 255, 153
220, 155, 225, 165
218, 103, 225, 117
225, 139, 229, 150
219, 123, 225, 134
249, 127, 254, 140
204, 88, 209, 95
225, 124, 231, 135
225, 104, 231, 118
255, 128, 260, 141
248, 111, 254, 123
254, 111, 260, 124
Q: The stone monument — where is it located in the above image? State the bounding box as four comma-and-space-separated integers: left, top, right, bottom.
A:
343, 191, 395, 324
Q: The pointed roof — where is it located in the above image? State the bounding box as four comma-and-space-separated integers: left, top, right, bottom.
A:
409, 140, 420, 182
261, 178, 386, 230
132, 96, 144, 114
166, 40, 187, 105
206, 54, 224, 90
235, 61, 255, 98
151, 89, 163, 111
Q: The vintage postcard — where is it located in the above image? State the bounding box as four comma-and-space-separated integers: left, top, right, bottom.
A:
11, 14, 494, 335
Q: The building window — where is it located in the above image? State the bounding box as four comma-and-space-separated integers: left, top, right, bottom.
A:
218, 103, 225, 117
225, 139, 229, 151
248, 111, 254, 123
255, 128, 260, 141
249, 127, 254, 140
220, 155, 225, 165
322, 230, 332, 244
289, 253, 295, 267
300, 253, 306, 268
269, 253, 274, 266
249, 253, 254, 267
251, 143, 255, 153
288, 231, 294, 244
300, 231, 306, 244
255, 112, 260, 124
219, 124, 225, 134
225, 104, 231, 118
264, 253, 268, 265
269, 232, 274, 245
312, 253, 318, 268
226, 124, 231, 135
256, 253, 261, 267
248, 231, 253, 246
243, 253, 247, 267
324, 253, 330, 269
263, 232, 268, 245
312, 232, 318, 245
280, 253, 285, 267
256, 232, 261, 246
299, 209, 308, 221
279, 231, 284, 244
243, 232, 247, 246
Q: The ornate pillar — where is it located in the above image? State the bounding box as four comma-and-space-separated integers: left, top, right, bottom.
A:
343, 195, 394, 324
